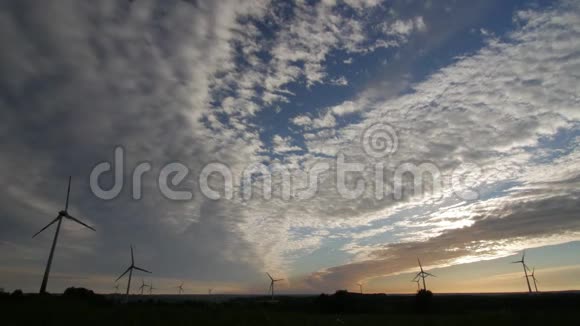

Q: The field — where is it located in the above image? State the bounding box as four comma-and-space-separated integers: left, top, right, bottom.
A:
2, 290, 580, 325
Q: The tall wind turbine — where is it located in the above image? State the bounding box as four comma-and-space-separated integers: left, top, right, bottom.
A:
33, 176, 96, 294
357, 283, 363, 294
116, 245, 151, 302
529, 267, 539, 293
412, 258, 435, 291
511, 251, 532, 293
177, 282, 184, 295
266, 272, 283, 301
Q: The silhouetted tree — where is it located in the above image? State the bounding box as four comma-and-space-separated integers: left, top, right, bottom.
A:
11, 289, 23, 297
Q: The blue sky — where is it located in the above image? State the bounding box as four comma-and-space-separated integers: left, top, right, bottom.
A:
0, 0, 579, 294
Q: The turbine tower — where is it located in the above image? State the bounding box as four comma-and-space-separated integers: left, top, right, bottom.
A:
267, 272, 283, 301
177, 282, 184, 295
511, 251, 532, 293
357, 283, 363, 294
114, 284, 120, 294
530, 267, 539, 293
412, 258, 435, 291
149, 282, 155, 295
116, 245, 151, 302
33, 176, 96, 294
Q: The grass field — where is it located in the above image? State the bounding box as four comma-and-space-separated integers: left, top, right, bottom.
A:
3, 290, 580, 325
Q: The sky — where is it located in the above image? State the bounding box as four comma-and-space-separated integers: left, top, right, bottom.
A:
0, 0, 579, 295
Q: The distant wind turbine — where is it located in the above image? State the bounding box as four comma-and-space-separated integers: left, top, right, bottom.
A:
412, 279, 421, 291
412, 258, 435, 291
33, 176, 96, 294
177, 282, 184, 295
149, 282, 156, 295
267, 272, 283, 301
139, 279, 149, 295
208, 288, 213, 295
357, 283, 363, 294
529, 267, 539, 293
116, 245, 151, 302
511, 251, 532, 293
114, 284, 120, 294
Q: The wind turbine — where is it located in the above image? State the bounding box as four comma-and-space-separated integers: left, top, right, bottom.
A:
116, 245, 151, 302
412, 258, 435, 291
529, 267, 539, 293
33, 176, 96, 294
266, 272, 283, 301
208, 288, 213, 295
412, 279, 421, 291
149, 282, 156, 295
357, 283, 363, 294
511, 251, 532, 293
177, 282, 184, 295
114, 284, 120, 294
139, 279, 149, 295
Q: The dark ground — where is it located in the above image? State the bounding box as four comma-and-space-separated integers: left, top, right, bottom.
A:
2, 289, 580, 325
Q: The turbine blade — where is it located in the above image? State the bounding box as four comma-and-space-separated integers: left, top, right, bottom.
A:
65, 214, 96, 231
32, 215, 61, 238
134, 266, 152, 273
131, 245, 135, 265
266, 272, 273, 281
425, 272, 436, 277
115, 266, 131, 282
65, 176, 72, 211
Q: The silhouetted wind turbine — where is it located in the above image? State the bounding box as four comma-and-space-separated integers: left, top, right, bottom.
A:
114, 284, 120, 294
208, 288, 213, 295
149, 282, 156, 295
139, 279, 149, 295
357, 283, 363, 294
412, 258, 435, 291
511, 251, 532, 293
412, 279, 421, 291
33, 176, 96, 294
177, 282, 184, 295
267, 272, 283, 301
116, 245, 151, 302
530, 267, 539, 293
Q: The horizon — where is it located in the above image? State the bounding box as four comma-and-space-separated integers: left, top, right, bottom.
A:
1, 0, 579, 296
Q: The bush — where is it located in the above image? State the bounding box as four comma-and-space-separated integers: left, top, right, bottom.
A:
11, 289, 23, 297
63, 287, 96, 298
415, 289, 433, 312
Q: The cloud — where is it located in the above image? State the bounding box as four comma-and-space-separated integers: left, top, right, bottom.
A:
272, 135, 302, 153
